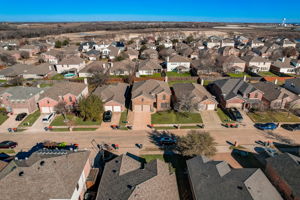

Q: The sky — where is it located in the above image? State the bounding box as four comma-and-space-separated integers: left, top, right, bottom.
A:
0, 0, 299, 23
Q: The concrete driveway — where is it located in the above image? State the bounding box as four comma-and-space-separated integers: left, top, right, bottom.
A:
0, 114, 22, 131
27, 114, 48, 132
132, 112, 151, 130
200, 111, 221, 129
239, 110, 255, 128
100, 112, 121, 130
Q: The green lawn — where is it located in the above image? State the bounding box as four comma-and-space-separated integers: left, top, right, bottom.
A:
216, 108, 234, 123
39, 83, 53, 88
0, 114, 8, 125
50, 128, 70, 132
180, 125, 202, 129
51, 74, 65, 80
119, 110, 128, 128
0, 149, 15, 154
140, 73, 161, 78
50, 114, 101, 126
258, 71, 278, 77
19, 110, 41, 127
168, 80, 197, 86
73, 128, 98, 131
247, 111, 300, 123
166, 72, 191, 77
227, 72, 251, 78
155, 126, 177, 130
151, 111, 202, 124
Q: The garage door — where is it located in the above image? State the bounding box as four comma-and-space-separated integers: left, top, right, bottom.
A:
142, 105, 150, 112
113, 106, 121, 112
41, 107, 54, 113
104, 106, 113, 111
134, 105, 142, 112
227, 103, 243, 109
13, 108, 29, 114
207, 104, 215, 110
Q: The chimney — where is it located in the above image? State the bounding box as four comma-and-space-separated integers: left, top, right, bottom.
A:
243, 75, 247, 82
84, 78, 88, 85
201, 79, 204, 86
274, 79, 278, 85
165, 76, 168, 83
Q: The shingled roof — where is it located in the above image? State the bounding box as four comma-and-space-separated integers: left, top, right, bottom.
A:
93, 82, 129, 105
0, 86, 44, 100
132, 79, 171, 100
187, 156, 282, 200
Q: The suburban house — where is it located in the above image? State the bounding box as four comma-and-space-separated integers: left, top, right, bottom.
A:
250, 39, 264, 48
83, 49, 100, 61
253, 81, 300, 109
187, 156, 282, 200
222, 56, 246, 72
19, 45, 40, 56
101, 46, 120, 60
0, 64, 33, 80
93, 82, 129, 112
209, 79, 263, 109
159, 48, 177, 60
221, 38, 235, 47
38, 82, 88, 113
0, 86, 44, 114
0, 150, 91, 200
109, 60, 135, 76
126, 49, 139, 60
242, 56, 271, 73
96, 153, 179, 200
140, 48, 159, 60
270, 58, 296, 74
235, 35, 249, 45
265, 153, 300, 200
159, 39, 173, 48
204, 39, 220, 49
137, 59, 162, 75
279, 39, 296, 48
78, 61, 110, 78
54, 56, 85, 74
131, 79, 171, 112
172, 83, 217, 111
218, 47, 240, 57
22, 63, 54, 79
253, 44, 280, 58
78, 41, 96, 52
284, 78, 300, 95
63, 45, 81, 58
41, 49, 62, 64
190, 59, 216, 75
166, 55, 191, 72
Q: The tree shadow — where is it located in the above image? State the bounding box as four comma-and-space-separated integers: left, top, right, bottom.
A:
231, 150, 263, 168
273, 142, 300, 156
15, 142, 44, 159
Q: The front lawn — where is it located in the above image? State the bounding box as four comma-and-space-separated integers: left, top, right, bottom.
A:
216, 108, 234, 123
166, 72, 191, 77
168, 80, 197, 86
50, 128, 70, 132
247, 111, 300, 123
50, 114, 101, 126
258, 71, 278, 77
119, 110, 128, 128
0, 114, 8, 125
227, 72, 251, 78
151, 111, 202, 124
0, 149, 15, 154
19, 110, 41, 127
51, 74, 65, 80
39, 83, 53, 88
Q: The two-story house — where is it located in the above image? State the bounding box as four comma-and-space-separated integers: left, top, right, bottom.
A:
166, 55, 190, 72
242, 56, 271, 73
54, 57, 85, 74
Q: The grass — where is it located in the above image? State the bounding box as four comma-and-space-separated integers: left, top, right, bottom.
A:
0, 114, 8, 125
216, 108, 234, 123
119, 110, 128, 128
151, 111, 202, 124
50, 114, 101, 126
227, 72, 251, 78
0, 149, 15, 154
155, 126, 177, 130
168, 80, 197, 86
39, 83, 53, 88
51, 74, 65, 80
180, 125, 202, 129
73, 128, 98, 131
247, 111, 300, 123
166, 72, 191, 77
50, 128, 70, 132
140, 73, 161, 78
258, 71, 278, 77
19, 110, 41, 127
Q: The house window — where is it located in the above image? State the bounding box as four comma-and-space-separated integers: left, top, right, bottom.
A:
69, 96, 72, 102
254, 93, 258, 98
162, 95, 166, 100
161, 103, 169, 108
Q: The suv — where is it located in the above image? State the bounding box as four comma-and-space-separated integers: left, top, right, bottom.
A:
103, 111, 112, 122
226, 108, 243, 122
15, 113, 27, 121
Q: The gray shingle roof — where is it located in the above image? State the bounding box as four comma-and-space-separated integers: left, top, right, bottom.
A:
187, 156, 282, 200
132, 80, 171, 99
138, 59, 162, 71
93, 82, 129, 105
0, 86, 44, 100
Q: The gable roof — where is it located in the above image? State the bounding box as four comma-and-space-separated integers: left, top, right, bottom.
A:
0, 64, 32, 77
79, 61, 108, 73
0, 86, 44, 100
132, 79, 171, 99
58, 56, 84, 65
138, 59, 162, 71
187, 156, 282, 200
93, 82, 129, 105
169, 55, 190, 63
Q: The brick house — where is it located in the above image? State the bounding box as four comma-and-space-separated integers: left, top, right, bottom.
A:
222, 55, 246, 72
137, 59, 162, 75
93, 82, 129, 112
54, 56, 85, 74
0, 86, 44, 114
265, 153, 300, 200
131, 80, 171, 112
38, 82, 88, 113
209, 79, 263, 109
242, 56, 271, 73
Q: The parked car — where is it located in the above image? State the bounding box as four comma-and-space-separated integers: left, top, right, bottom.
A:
42, 141, 79, 150
225, 108, 243, 122
103, 111, 112, 122
0, 141, 18, 149
15, 113, 27, 121
255, 123, 278, 130
281, 123, 300, 131
159, 137, 177, 145
42, 113, 55, 123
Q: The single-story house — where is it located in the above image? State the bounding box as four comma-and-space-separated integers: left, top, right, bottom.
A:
22, 63, 54, 79
41, 49, 63, 64
137, 59, 162, 75
109, 60, 135, 76
221, 38, 234, 47
270, 58, 297, 74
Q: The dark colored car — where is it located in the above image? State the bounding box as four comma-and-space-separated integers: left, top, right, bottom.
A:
103, 111, 112, 122
255, 123, 278, 130
159, 137, 177, 145
281, 123, 300, 131
0, 141, 18, 149
15, 113, 27, 121
226, 108, 243, 122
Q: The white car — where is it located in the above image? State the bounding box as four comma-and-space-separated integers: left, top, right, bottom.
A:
42, 113, 55, 123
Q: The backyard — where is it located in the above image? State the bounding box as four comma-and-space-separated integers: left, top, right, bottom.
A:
18, 110, 41, 127
247, 111, 300, 123
258, 71, 278, 77
50, 114, 101, 126
51, 74, 65, 80
227, 72, 251, 78
166, 72, 191, 77
151, 111, 202, 124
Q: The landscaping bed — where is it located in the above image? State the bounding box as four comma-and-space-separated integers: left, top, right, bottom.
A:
50, 114, 101, 126
247, 111, 300, 123
258, 71, 278, 77
151, 111, 202, 124
19, 110, 41, 127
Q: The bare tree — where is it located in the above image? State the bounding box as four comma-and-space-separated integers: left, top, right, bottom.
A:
174, 94, 198, 113
89, 67, 110, 88
54, 101, 68, 120
123, 62, 138, 84
0, 53, 16, 65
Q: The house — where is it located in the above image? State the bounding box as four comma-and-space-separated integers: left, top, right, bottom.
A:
137, 59, 162, 75
190, 59, 216, 75
131, 80, 171, 112
54, 56, 85, 74
22, 63, 54, 79
166, 55, 190, 72
250, 39, 264, 48
190, 49, 200, 59
140, 49, 159, 60
270, 58, 296, 74
63, 45, 81, 58
221, 38, 235, 47
159, 39, 173, 48
265, 153, 300, 200
41, 49, 62, 64
235, 35, 249, 45
253, 81, 300, 109
96, 153, 179, 200
204, 39, 220, 49
0, 150, 91, 200
93, 82, 129, 112
78, 61, 110, 78
172, 83, 217, 111
0, 86, 44, 114
0, 64, 32, 80
253, 44, 280, 58
112, 41, 125, 51
280, 39, 296, 48
209, 79, 263, 109
109, 60, 135, 76
83, 49, 100, 61
218, 47, 240, 57
101, 46, 120, 60
19, 45, 40, 57
242, 56, 271, 73
94, 41, 110, 51
159, 48, 177, 60
187, 156, 282, 200
284, 78, 300, 95
79, 41, 96, 52
126, 49, 139, 60
38, 82, 88, 113
222, 56, 246, 72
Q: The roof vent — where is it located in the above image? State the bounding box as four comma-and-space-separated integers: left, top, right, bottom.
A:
112, 169, 117, 173
19, 171, 24, 176
40, 161, 45, 166
127, 185, 135, 190
237, 186, 243, 190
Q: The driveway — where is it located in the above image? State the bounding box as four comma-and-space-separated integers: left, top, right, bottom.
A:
0, 114, 22, 132
239, 110, 255, 128
200, 111, 221, 129
27, 114, 48, 132
132, 112, 151, 130
100, 112, 121, 130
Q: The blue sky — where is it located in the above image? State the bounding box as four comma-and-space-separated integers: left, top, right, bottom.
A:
0, 0, 299, 23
